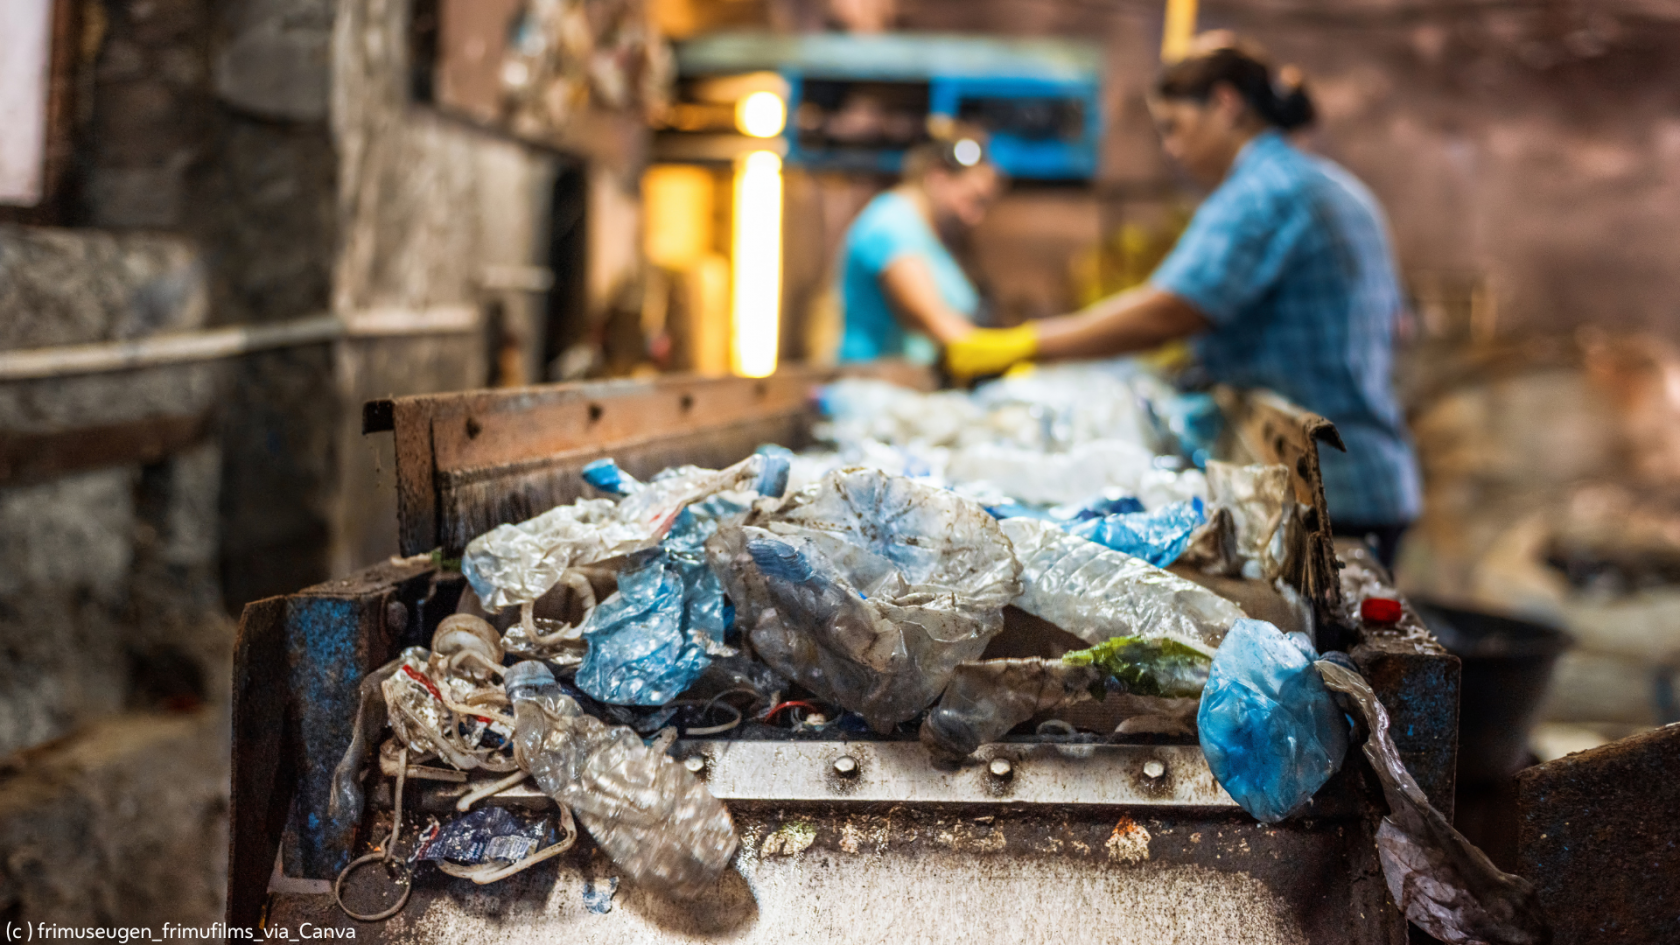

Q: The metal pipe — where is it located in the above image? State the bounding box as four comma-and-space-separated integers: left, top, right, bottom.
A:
0, 306, 481, 381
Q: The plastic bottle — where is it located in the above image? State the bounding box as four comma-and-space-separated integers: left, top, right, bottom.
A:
504, 661, 737, 898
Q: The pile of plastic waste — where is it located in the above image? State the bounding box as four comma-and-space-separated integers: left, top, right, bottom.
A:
328, 364, 1544, 942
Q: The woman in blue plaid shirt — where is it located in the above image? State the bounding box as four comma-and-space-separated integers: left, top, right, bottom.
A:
948, 41, 1421, 565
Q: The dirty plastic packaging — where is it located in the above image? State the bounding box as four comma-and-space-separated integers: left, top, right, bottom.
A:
1196, 619, 1348, 823
1315, 658, 1549, 945
462, 453, 779, 612
711, 468, 1022, 732
1001, 517, 1243, 659
504, 660, 737, 898
920, 658, 1100, 760
1068, 497, 1206, 568
419, 807, 553, 866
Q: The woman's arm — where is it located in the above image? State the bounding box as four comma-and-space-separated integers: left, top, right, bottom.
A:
944, 286, 1209, 377
1034, 287, 1210, 359
878, 254, 976, 345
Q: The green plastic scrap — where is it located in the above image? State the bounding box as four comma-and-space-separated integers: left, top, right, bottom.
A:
1061, 636, 1212, 698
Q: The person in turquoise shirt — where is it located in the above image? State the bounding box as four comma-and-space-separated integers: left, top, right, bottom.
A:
838, 133, 1003, 364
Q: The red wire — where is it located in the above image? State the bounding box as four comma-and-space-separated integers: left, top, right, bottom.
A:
761, 700, 820, 723
401, 664, 491, 725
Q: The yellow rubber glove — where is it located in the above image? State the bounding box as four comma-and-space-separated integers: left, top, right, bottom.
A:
946, 324, 1039, 380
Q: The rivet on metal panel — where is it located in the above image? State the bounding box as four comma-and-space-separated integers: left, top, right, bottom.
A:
1143, 760, 1165, 779
833, 756, 859, 777
988, 758, 1014, 780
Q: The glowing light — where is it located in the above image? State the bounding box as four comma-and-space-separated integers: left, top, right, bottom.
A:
1161, 0, 1199, 62
730, 151, 782, 378
953, 138, 982, 167
735, 91, 787, 139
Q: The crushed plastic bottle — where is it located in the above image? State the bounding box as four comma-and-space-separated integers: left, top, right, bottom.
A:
1196, 619, 1348, 823
1315, 658, 1549, 945
711, 468, 1022, 732
1001, 517, 1243, 657
1067, 497, 1206, 568
920, 658, 1100, 760
504, 660, 737, 898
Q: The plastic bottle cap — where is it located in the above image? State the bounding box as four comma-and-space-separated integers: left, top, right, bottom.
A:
1361, 598, 1403, 624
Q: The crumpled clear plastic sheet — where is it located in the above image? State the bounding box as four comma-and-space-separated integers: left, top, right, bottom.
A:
462, 454, 778, 612
711, 468, 1022, 732
505, 661, 737, 898
1204, 461, 1294, 581
1000, 517, 1243, 655
382, 647, 518, 772
1196, 619, 1348, 824
1068, 497, 1206, 568
919, 658, 1100, 760
1315, 658, 1550, 945
573, 499, 743, 706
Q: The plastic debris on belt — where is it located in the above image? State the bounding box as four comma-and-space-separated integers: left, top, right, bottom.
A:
505, 661, 738, 898
1067, 497, 1206, 568
461, 453, 777, 612
711, 467, 1022, 733
1196, 619, 1348, 823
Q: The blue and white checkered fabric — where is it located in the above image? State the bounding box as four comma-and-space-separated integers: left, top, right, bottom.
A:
1152, 131, 1421, 526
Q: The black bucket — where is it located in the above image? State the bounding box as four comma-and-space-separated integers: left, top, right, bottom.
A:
1413, 601, 1573, 784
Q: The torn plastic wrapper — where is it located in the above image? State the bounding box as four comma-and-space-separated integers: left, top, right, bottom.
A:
505, 661, 737, 898
1315, 659, 1550, 945
462, 453, 781, 612
418, 806, 554, 866
1196, 619, 1348, 824
920, 658, 1100, 760
713, 469, 1022, 732
1068, 498, 1206, 568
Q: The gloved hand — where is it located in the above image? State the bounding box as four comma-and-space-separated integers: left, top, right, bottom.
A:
945, 324, 1039, 379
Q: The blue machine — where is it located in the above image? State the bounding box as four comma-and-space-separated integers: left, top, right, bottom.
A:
675, 32, 1104, 180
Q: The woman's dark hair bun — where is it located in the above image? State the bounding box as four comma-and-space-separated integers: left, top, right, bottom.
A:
1156, 44, 1316, 131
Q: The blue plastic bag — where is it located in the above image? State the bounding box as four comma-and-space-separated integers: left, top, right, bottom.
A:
1068, 497, 1205, 568
574, 496, 752, 705
1197, 618, 1348, 823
